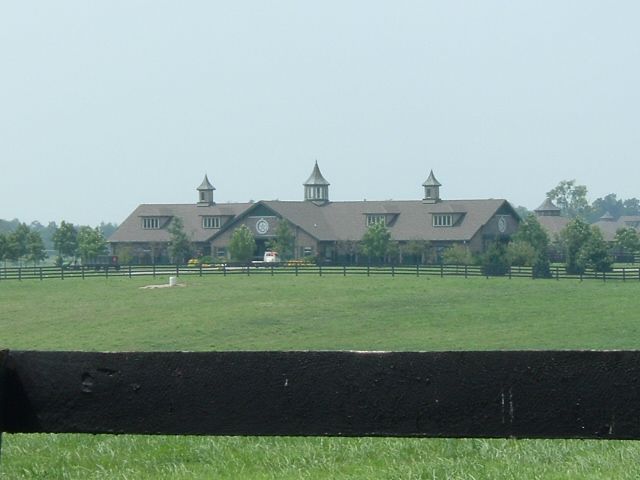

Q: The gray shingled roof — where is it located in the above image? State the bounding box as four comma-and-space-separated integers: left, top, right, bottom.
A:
260, 199, 512, 242
303, 162, 330, 186
108, 203, 253, 243
110, 197, 517, 245
592, 215, 640, 242
536, 215, 570, 237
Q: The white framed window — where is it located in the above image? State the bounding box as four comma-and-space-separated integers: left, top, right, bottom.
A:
433, 214, 453, 227
202, 216, 221, 229
366, 214, 386, 226
142, 217, 161, 229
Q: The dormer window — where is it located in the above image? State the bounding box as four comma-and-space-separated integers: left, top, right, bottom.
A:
366, 214, 386, 227
142, 217, 161, 229
433, 214, 452, 227
202, 216, 221, 229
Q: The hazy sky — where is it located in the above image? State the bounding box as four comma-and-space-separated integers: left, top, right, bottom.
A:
2, 1, 639, 226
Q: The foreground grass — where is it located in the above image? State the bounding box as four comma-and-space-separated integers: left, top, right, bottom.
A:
2, 275, 640, 478
6, 435, 640, 480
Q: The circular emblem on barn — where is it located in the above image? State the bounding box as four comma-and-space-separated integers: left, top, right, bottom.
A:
498, 216, 507, 233
256, 218, 270, 235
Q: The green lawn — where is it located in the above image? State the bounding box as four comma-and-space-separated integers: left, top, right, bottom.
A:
2, 275, 640, 479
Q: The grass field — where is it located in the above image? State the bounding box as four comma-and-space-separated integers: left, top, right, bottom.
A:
2, 275, 640, 479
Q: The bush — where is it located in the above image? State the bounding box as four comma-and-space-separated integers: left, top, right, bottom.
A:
442, 245, 472, 265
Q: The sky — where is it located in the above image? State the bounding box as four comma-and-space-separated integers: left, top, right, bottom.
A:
1, 1, 639, 226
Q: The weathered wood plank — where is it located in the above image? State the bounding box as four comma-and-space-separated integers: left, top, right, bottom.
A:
3, 350, 640, 439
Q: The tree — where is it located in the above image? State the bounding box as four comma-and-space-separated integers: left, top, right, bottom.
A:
515, 205, 532, 219
577, 227, 612, 273
53, 221, 78, 260
0, 233, 7, 268
386, 240, 400, 264
510, 214, 551, 277
98, 222, 119, 239
168, 217, 192, 264
25, 230, 47, 266
506, 241, 537, 267
559, 218, 593, 274
480, 241, 509, 276
404, 240, 432, 265
267, 220, 295, 260
442, 244, 472, 265
547, 180, 589, 218
336, 239, 360, 264
228, 225, 256, 262
615, 227, 640, 257
77, 226, 108, 263
360, 222, 391, 263
7, 223, 30, 265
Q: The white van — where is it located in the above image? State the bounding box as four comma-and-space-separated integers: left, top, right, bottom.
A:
263, 251, 280, 263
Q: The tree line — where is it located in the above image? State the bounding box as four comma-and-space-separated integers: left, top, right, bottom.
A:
0, 220, 117, 267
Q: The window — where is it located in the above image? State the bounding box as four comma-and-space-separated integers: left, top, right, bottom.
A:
366, 214, 386, 227
433, 214, 453, 227
303, 246, 313, 256
199, 191, 205, 201
202, 216, 221, 229
216, 247, 226, 258
142, 217, 161, 229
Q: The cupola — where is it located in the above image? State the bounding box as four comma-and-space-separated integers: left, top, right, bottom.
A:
534, 198, 561, 217
422, 170, 442, 203
303, 161, 330, 204
197, 174, 215, 206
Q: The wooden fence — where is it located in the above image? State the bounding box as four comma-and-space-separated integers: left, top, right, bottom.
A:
1, 263, 640, 282
3, 349, 640, 444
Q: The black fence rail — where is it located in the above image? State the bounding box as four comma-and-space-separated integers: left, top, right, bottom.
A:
2, 264, 640, 282
3, 350, 640, 442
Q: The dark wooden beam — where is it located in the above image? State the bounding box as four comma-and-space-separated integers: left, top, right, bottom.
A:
3, 350, 640, 439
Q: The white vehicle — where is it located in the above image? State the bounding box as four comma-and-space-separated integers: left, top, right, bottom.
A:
263, 251, 280, 263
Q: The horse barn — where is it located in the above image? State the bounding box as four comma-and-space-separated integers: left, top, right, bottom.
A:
108, 163, 521, 264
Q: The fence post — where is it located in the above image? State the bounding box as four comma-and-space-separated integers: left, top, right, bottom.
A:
295, 265, 298, 276
200, 264, 203, 277
367, 265, 370, 277
343, 265, 347, 277
176, 265, 180, 277
18, 268, 21, 281
82, 266, 85, 280
223, 265, 227, 277
40, 267, 43, 281
105, 266, 109, 279
556, 267, 559, 281
319, 264, 322, 277
61, 267, 64, 280
508, 267, 512, 280
129, 265, 132, 279
465, 264, 468, 279
271, 265, 274, 276
391, 265, 395, 277
440, 264, 444, 278
623, 268, 626, 282
603, 271, 606, 283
